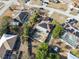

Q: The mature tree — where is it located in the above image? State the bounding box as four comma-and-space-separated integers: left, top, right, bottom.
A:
29, 12, 39, 25
36, 43, 48, 59
21, 12, 39, 43
21, 23, 30, 43
10, 25, 19, 33
52, 20, 64, 38
0, 16, 10, 35
47, 53, 60, 59
35, 43, 60, 59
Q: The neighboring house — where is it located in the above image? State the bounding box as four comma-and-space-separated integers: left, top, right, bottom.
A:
31, 18, 55, 42
14, 11, 29, 24
49, 0, 72, 4
61, 31, 79, 48
68, 49, 79, 59
49, 0, 60, 3
0, 0, 17, 16
61, 18, 79, 48
60, 0, 71, 3
0, 34, 21, 59
42, 0, 49, 3
72, 0, 79, 7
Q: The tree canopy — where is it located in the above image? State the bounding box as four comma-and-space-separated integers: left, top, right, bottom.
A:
35, 43, 60, 59
21, 23, 30, 43
0, 16, 10, 35
51, 20, 64, 38
21, 12, 39, 43
36, 43, 48, 59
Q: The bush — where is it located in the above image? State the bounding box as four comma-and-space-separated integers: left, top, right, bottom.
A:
35, 43, 60, 59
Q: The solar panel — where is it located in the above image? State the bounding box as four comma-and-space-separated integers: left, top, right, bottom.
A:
39, 23, 48, 29
48, 18, 53, 22
19, 12, 27, 21
19, 12, 28, 23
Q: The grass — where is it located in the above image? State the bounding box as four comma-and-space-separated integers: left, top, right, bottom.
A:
47, 2, 68, 11
51, 12, 68, 24
71, 49, 79, 58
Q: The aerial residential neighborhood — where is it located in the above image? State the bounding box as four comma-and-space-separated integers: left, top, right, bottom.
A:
0, 0, 79, 59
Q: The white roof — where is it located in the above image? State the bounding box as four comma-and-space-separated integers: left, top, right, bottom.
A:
43, 0, 49, 2
36, 25, 47, 33
0, 34, 17, 48
0, 0, 17, 16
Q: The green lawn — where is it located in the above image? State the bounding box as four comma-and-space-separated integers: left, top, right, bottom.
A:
71, 49, 79, 58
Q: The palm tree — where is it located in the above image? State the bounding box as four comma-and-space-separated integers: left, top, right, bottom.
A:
21, 23, 30, 43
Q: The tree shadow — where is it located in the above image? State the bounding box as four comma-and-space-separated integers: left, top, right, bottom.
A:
56, 41, 63, 46
60, 55, 67, 59
28, 38, 32, 56
65, 45, 72, 50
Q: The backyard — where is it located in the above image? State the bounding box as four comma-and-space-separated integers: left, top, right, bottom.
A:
30, 0, 42, 5
47, 2, 68, 11
51, 12, 68, 24
49, 39, 72, 59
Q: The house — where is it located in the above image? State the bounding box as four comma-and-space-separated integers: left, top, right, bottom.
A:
61, 31, 79, 48
61, 18, 79, 48
68, 49, 79, 59
15, 11, 29, 24
42, 0, 49, 3
50, 0, 72, 4
0, 33, 21, 59
31, 18, 55, 42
